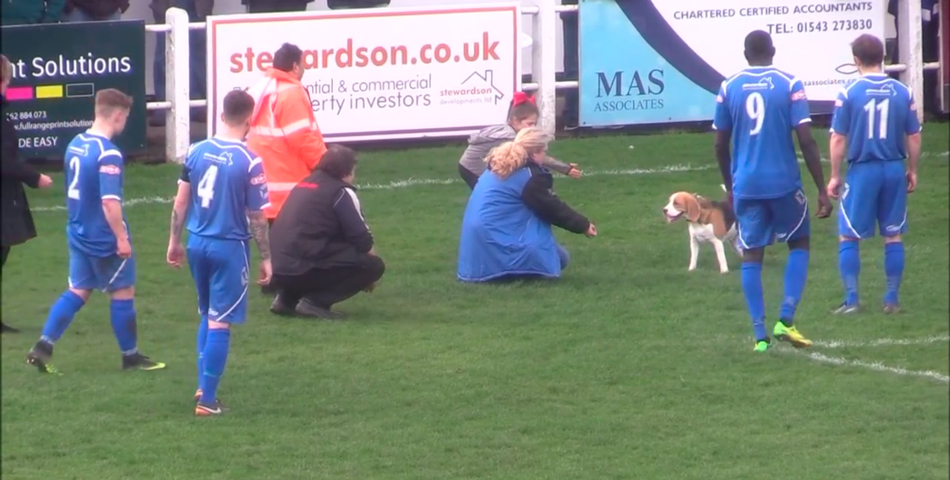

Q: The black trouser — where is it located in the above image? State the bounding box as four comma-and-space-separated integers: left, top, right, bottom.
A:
247, 0, 309, 13
274, 254, 385, 308
1, 246, 9, 267
459, 164, 479, 190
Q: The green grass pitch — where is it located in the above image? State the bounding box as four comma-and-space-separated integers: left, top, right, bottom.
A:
2, 127, 948, 480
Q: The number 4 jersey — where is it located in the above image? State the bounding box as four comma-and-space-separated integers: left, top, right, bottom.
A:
181, 137, 270, 241
713, 67, 812, 200
65, 132, 128, 257
830, 72, 921, 163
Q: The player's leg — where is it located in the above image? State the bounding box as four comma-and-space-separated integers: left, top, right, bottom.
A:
835, 163, 881, 313
196, 240, 250, 416
1, 246, 19, 333
99, 253, 165, 371
187, 237, 212, 399
27, 245, 94, 373
734, 198, 771, 351
771, 189, 812, 348
878, 161, 909, 313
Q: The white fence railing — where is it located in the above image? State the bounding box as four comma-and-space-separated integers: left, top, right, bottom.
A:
147, 0, 940, 164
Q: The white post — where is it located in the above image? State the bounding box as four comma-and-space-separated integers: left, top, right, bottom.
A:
532, 0, 558, 136
165, 7, 191, 164
897, 0, 924, 123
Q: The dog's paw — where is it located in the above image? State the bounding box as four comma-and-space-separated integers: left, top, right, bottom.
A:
688, 265, 697, 272
720, 268, 730, 274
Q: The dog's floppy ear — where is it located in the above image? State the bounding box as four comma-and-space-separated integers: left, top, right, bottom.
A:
683, 195, 701, 222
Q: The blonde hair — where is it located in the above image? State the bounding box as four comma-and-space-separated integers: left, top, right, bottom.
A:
486, 127, 551, 178
1, 55, 11, 84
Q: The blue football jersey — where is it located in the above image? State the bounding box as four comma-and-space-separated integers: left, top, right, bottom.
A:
64, 132, 127, 257
830, 73, 921, 163
713, 67, 812, 199
181, 137, 270, 241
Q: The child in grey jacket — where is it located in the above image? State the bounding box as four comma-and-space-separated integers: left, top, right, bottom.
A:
457, 93, 582, 190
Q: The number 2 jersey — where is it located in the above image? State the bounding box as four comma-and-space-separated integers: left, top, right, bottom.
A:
65, 132, 128, 257
180, 137, 270, 241
830, 72, 921, 163
713, 67, 812, 199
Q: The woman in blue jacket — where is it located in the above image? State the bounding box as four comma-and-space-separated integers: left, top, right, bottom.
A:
457, 127, 597, 283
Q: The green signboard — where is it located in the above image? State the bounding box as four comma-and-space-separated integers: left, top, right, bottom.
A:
0, 20, 147, 158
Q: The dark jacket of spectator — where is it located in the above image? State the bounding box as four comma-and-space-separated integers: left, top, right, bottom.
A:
327, 0, 388, 8
65, 0, 130, 19
1, 97, 39, 249
270, 170, 374, 276
150, 0, 214, 22
0, 0, 65, 24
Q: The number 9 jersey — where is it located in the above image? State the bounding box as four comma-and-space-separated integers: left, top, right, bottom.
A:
713, 67, 812, 200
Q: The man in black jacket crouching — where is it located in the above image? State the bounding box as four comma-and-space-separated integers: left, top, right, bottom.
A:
269, 145, 384, 319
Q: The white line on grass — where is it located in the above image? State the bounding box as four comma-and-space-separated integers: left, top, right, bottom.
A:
29, 150, 950, 213
812, 335, 950, 349
782, 348, 950, 384
31, 163, 715, 212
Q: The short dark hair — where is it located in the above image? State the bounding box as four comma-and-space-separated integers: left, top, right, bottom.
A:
95, 88, 133, 115
851, 34, 885, 67
744, 30, 775, 63
222, 89, 255, 126
273, 43, 303, 72
317, 145, 358, 180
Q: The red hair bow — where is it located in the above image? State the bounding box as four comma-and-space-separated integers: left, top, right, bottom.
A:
512, 92, 535, 106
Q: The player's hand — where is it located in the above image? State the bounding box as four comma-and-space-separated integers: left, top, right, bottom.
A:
37, 174, 53, 189
363, 281, 378, 293
258, 259, 272, 285
906, 170, 917, 193
166, 242, 185, 268
116, 237, 132, 259
585, 223, 598, 237
815, 192, 833, 218
567, 164, 583, 179
826, 176, 842, 200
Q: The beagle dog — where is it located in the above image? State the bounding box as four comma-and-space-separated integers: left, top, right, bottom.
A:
662, 186, 742, 273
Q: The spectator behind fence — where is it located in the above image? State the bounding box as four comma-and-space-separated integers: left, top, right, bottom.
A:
149, 0, 211, 126
457, 127, 596, 283
1, 54, 55, 333
1, 0, 64, 24
61, 0, 128, 22
327, 0, 390, 9
246, 42, 327, 294
244, 0, 312, 13
269, 145, 385, 320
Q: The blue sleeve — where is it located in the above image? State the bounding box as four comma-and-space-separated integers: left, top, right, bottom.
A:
830, 89, 851, 135
712, 82, 732, 131
905, 89, 922, 134
789, 80, 811, 126
245, 158, 270, 212
98, 152, 124, 202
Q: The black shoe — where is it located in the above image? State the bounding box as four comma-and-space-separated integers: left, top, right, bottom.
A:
122, 352, 167, 371
26, 341, 56, 374
1, 322, 20, 334
269, 294, 297, 316
295, 298, 346, 320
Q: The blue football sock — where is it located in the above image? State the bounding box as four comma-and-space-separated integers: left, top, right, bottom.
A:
201, 328, 231, 404
39, 290, 86, 344
838, 241, 861, 306
884, 242, 904, 305
197, 315, 209, 391
109, 299, 138, 355
741, 262, 767, 342
779, 249, 810, 326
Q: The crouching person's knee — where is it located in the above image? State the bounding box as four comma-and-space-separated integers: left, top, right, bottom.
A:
366, 254, 386, 283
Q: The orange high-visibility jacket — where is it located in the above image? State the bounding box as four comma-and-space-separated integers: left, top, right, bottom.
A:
247, 68, 327, 219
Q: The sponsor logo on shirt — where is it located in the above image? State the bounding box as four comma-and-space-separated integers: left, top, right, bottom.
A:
791, 90, 807, 101
250, 173, 266, 185
834, 99, 844, 107
99, 165, 121, 175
